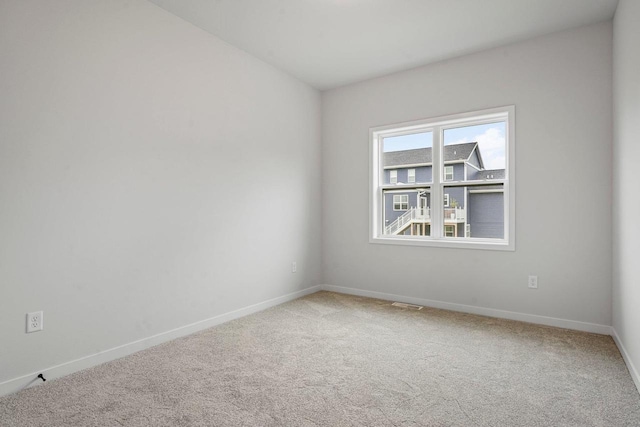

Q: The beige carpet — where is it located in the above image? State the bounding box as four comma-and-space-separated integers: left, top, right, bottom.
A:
1, 291, 639, 426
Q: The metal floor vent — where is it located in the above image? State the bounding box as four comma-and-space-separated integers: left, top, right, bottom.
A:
391, 302, 423, 310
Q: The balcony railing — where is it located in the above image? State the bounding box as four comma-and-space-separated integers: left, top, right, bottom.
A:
385, 206, 464, 235
385, 207, 430, 235
444, 207, 465, 222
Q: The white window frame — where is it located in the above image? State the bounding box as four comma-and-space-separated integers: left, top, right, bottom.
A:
444, 166, 454, 181
408, 168, 416, 184
389, 170, 397, 184
393, 194, 409, 211
369, 105, 515, 251
443, 193, 450, 207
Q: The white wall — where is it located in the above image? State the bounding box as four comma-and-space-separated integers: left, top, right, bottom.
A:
613, 0, 640, 388
0, 0, 321, 389
322, 22, 613, 327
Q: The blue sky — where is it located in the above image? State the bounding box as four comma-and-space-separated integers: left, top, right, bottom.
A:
383, 121, 506, 169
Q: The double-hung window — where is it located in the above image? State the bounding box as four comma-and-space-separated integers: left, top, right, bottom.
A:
370, 106, 515, 250
444, 166, 454, 181
408, 168, 416, 184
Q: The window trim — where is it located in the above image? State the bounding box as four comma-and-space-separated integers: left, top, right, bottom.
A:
369, 105, 515, 251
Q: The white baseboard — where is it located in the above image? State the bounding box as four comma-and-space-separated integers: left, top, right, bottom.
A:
321, 285, 613, 335
611, 328, 640, 393
0, 285, 321, 398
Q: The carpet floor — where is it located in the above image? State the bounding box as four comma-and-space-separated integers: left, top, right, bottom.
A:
1, 291, 639, 426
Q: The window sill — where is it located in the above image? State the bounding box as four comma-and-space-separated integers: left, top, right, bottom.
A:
370, 235, 515, 251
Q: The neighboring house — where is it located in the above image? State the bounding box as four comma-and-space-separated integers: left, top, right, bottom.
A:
383, 142, 505, 238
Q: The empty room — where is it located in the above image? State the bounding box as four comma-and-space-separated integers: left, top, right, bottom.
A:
1, 0, 639, 425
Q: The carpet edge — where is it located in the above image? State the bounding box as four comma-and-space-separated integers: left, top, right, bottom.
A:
321, 284, 612, 334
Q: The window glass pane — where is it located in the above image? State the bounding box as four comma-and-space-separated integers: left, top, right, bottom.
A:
442, 184, 504, 239
443, 122, 506, 182
382, 132, 433, 184
382, 189, 431, 236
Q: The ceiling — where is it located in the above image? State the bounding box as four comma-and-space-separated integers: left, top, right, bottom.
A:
148, 0, 619, 90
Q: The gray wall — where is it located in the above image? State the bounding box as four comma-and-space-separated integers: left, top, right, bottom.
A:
322, 21, 612, 325
0, 0, 321, 387
613, 0, 640, 388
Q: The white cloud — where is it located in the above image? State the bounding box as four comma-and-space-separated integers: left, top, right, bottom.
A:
475, 128, 505, 169
447, 126, 506, 169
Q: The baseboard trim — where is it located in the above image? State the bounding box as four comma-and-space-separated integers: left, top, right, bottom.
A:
321, 285, 612, 335
0, 285, 321, 398
611, 328, 640, 393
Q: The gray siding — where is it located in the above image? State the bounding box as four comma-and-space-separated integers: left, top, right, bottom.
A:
444, 163, 464, 181
444, 186, 465, 208
385, 166, 431, 184
467, 165, 481, 180
416, 166, 432, 183
468, 192, 504, 238
384, 191, 414, 225
468, 149, 482, 169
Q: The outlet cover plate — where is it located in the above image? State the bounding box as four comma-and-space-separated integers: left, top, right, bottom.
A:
26, 311, 43, 333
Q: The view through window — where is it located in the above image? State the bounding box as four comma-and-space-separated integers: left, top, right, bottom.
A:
370, 107, 514, 250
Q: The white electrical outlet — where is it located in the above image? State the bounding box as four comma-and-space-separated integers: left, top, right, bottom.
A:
292, 262, 297, 273
26, 311, 44, 333
528, 275, 538, 289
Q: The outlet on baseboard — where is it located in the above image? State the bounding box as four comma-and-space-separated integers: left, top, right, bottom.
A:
528, 275, 538, 289
26, 311, 43, 333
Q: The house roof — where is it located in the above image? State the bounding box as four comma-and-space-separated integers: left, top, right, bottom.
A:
383, 142, 477, 167
479, 169, 505, 179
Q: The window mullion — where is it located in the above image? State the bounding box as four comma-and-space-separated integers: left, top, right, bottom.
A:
432, 126, 443, 238
374, 133, 384, 237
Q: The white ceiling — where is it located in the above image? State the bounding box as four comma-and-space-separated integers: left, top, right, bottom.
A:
148, 0, 619, 90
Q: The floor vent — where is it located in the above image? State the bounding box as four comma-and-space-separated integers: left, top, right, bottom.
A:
391, 302, 423, 310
